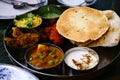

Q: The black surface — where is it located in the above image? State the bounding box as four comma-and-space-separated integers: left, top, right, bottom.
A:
0, 0, 120, 80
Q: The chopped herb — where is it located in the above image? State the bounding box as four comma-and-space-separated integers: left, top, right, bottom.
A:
48, 60, 54, 65
27, 20, 33, 28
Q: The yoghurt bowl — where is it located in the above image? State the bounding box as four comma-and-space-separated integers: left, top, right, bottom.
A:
64, 47, 99, 71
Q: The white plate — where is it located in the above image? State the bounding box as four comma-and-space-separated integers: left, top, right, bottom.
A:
57, 0, 96, 7
0, 64, 39, 80
0, 0, 48, 19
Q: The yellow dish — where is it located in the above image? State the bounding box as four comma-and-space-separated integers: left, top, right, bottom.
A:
14, 12, 42, 28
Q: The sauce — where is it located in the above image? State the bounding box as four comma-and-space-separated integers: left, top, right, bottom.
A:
64, 47, 99, 70
42, 13, 60, 19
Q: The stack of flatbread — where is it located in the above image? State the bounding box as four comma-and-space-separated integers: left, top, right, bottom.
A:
56, 6, 120, 47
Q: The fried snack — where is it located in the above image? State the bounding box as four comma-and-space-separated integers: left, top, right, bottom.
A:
87, 10, 120, 47
56, 6, 109, 43
12, 27, 24, 37
4, 27, 39, 48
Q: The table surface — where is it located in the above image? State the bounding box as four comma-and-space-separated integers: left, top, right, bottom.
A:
0, 0, 120, 80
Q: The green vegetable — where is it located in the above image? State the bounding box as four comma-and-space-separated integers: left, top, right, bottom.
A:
51, 55, 55, 58
48, 60, 54, 65
29, 57, 33, 61
55, 59, 59, 63
27, 20, 33, 28
40, 55, 45, 60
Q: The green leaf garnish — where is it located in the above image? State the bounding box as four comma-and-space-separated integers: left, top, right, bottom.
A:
27, 20, 33, 28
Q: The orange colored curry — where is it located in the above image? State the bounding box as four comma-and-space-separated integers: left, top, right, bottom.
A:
28, 44, 64, 69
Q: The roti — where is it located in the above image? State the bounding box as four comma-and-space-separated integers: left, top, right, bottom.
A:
87, 10, 120, 47
56, 6, 110, 42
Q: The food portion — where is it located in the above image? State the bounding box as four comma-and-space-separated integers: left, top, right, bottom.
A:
4, 5, 120, 74
14, 12, 42, 28
27, 44, 64, 69
39, 19, 64, 45
56, 6, 120, 47
87, 10, 120, 47
64, 47, 99, 70
56, 6, 109, 43
4, 27, 39, 48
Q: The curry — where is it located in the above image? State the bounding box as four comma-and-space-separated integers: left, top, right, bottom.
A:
27, 44, 64, 69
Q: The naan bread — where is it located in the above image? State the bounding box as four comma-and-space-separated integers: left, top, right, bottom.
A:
87, 10, 120, 47
56, 6, 109, 42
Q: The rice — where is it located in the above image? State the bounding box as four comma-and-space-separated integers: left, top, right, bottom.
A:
14, 14, 42, 28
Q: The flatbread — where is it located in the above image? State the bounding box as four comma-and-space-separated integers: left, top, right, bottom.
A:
87, 10, 120, 47
56, 6, 110, 42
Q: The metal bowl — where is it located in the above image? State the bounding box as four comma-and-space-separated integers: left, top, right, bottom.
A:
64, 47, 99, 71
24, 43, 64, 70
36, 5, 63, 19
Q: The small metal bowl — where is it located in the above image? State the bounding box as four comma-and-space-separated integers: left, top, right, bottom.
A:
25, 43, 64, 70
64, 47, 99, 71
36, 5, 63, 19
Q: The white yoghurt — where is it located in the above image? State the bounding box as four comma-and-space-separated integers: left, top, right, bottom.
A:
62, 0, 85, 6
65, 47, 99, 70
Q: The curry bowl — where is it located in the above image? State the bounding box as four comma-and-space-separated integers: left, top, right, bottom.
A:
25, 43, 64, 70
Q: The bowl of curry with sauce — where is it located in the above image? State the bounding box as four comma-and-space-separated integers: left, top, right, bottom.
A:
25, 43, 64, 70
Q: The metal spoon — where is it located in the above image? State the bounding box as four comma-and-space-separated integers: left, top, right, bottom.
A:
1, 0, 45, 9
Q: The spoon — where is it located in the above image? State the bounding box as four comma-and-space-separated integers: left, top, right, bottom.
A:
1, 0, 45, 9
